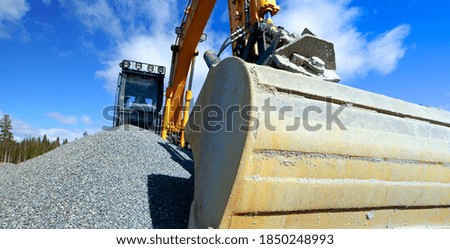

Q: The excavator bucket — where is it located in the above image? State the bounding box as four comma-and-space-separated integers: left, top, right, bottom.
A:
186, 57, 450, 229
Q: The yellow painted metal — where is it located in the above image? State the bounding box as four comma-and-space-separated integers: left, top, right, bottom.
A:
180, 89, 193, 148
227, 0, 280, 54
162, 0, 216, 139
227, 0, 280, 31
161, 87, 173, 140
230, 208, 450, 229
227, 0, 253, 36
186, 57, 450, 229
255, 0, 280, 17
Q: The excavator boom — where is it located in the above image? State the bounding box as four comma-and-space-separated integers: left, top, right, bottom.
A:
162, 0, 216, 146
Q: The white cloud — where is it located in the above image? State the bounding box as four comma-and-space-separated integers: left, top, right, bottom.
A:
96, 34, 179, 94
92, 0, 225, 99
0, 0, 30, 39
46, 113, 96, 126
55, 0, 183, 95
42, 0, 51, 6
366, 25, 410, 74
81, 115, 93, 125
10, 118, 39, 141
57, 0, 180, 41
96, 34, 223, 102
51, 47, 73, 59
47, 112, 78, 125
0, 0, 29, 21
58, 0, 123, 39
12, 117, 99, 142
38, 128, 82, 142
76, 0, 409, 99
277, 0, 410, 80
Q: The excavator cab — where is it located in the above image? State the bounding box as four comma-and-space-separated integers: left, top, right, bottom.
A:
113, 60, 166, 132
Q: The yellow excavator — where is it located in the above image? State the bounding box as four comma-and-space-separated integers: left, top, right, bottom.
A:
160, 0, 450, 228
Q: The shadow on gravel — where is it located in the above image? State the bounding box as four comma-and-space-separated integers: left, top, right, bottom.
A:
157, 142, 194, 175
147, 142, 195, 229
147, 174, 194, 229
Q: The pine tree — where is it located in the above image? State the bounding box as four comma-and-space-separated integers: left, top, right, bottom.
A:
0, 114, 14, 163
51, 137, 61, 150
0, 114, 14, 143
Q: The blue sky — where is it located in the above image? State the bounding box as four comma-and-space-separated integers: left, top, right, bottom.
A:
0, 0, 449, 141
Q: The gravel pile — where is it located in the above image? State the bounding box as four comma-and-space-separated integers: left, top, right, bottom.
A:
0, 163, 16, 167
0, 125, 194, 229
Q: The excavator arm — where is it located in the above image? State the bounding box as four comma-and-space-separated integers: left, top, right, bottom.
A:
161, 0, 216, 146
161, 0, 285, 147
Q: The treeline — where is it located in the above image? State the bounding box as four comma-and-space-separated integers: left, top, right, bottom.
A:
0, 114, 68, 164
0, 136, 68, 164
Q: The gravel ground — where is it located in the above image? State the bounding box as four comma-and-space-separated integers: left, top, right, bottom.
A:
0, 125, 194, 229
